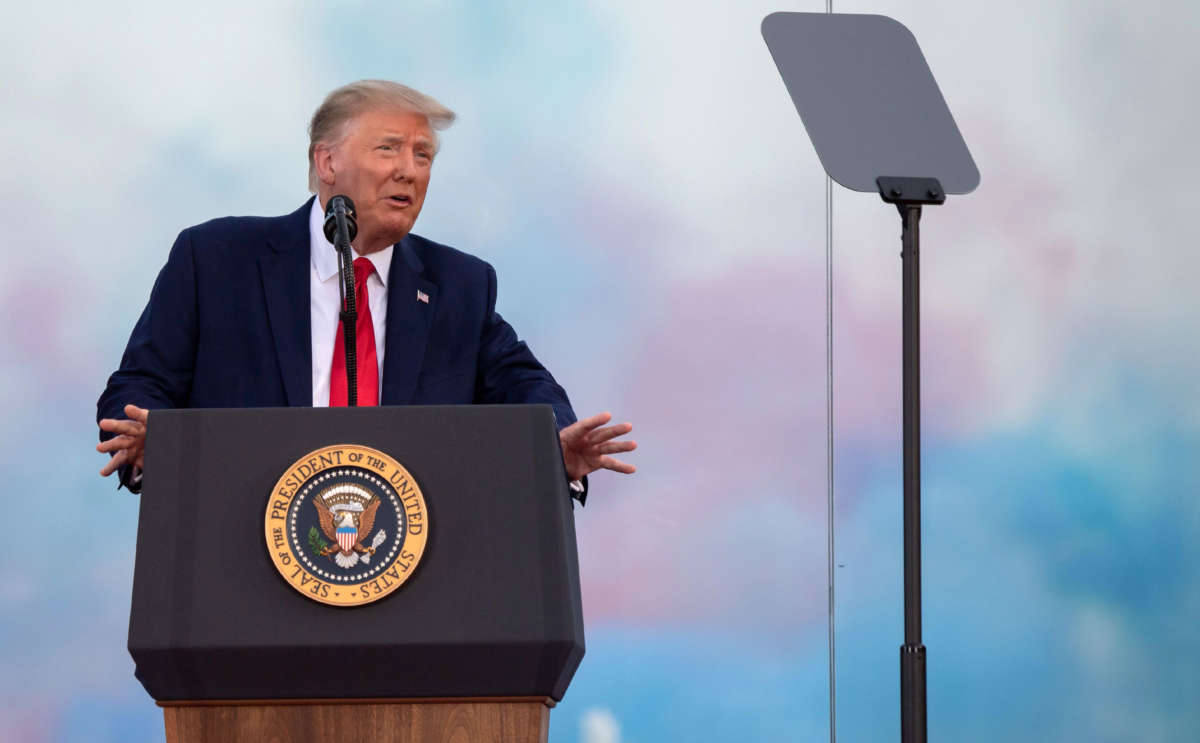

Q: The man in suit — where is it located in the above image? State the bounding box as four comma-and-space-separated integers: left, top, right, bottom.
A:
96, 80, 635, 502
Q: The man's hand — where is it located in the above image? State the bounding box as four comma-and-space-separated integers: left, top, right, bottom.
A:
559, 412, 637, 482
97, 404, 150, 477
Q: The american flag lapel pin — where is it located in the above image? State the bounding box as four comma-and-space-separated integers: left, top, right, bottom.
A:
416, 290, 430, 304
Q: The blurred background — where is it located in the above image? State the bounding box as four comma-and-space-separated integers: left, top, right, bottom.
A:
3, 0, 1198, 740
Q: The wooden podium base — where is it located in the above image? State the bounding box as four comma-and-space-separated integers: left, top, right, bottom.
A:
160, 697, 553, 743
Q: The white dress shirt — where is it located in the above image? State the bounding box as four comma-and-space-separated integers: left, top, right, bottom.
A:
308, 199, 392, 406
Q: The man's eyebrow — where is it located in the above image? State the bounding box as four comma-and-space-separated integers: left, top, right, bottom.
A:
379, 134, 434, 149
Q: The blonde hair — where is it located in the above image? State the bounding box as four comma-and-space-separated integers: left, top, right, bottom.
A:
307, 80, 456, 192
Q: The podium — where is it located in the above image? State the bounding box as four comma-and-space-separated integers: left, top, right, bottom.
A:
129, 405, 586, 743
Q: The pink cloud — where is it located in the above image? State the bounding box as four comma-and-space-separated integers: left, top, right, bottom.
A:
577, 252, 1004, 635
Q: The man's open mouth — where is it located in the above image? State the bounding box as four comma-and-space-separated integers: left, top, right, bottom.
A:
388, 195, 412, 205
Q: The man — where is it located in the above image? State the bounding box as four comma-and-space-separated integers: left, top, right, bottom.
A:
96, 80, 635, 502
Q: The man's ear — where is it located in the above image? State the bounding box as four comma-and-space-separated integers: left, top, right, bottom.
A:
313, 143, 337, 186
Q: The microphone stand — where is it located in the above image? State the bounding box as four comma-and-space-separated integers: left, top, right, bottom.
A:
333, 232, 358, 408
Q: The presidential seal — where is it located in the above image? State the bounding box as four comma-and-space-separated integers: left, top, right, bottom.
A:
264, 444, 429, 607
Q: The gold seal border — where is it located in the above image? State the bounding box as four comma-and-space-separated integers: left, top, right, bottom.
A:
264, 444, 429, 607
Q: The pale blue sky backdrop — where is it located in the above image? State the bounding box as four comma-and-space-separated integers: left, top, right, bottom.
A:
2, 1, 1197, 741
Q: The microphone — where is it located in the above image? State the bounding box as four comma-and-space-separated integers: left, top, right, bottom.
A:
323, 195, 358, 246
324, 194, 360, 406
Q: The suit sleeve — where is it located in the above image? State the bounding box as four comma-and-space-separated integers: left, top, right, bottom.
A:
474, 262, 578, 431
96, 228, 200, 490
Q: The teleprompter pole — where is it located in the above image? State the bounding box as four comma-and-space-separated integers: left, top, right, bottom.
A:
900, 200, 925, 743
878, 176, 943, 743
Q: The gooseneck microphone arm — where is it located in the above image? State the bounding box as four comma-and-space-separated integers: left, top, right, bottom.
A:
323, 195, 359, 407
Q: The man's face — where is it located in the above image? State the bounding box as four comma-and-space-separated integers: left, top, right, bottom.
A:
319, 107, 435, 252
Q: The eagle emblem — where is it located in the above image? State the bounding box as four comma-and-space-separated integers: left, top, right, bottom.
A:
313, 483, 388, 569
266, 444, 429, 607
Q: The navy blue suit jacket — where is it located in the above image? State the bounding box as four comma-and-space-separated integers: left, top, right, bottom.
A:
98, 198, 578, 489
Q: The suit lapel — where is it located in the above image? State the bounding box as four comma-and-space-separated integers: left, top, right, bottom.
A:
381, 236, 438, 405
259, 199, 314, 406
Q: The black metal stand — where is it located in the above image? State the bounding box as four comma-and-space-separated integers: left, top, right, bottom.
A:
334, 243, 358, 408
877, 176, 944, 743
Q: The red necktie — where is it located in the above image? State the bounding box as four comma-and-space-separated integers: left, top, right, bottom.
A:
329, 257, 379, 406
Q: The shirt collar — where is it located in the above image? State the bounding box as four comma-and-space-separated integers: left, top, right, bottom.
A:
309, 198, 393, 286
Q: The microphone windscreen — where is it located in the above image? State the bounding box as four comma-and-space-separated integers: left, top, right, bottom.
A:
322, 195, 358, 243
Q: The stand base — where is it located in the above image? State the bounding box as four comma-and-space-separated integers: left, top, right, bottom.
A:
900, 645, 927, 743
160, 697, 553, 743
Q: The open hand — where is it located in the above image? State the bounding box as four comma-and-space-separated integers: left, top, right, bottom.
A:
97, 404, 149, 477
559, 411, 637, 481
